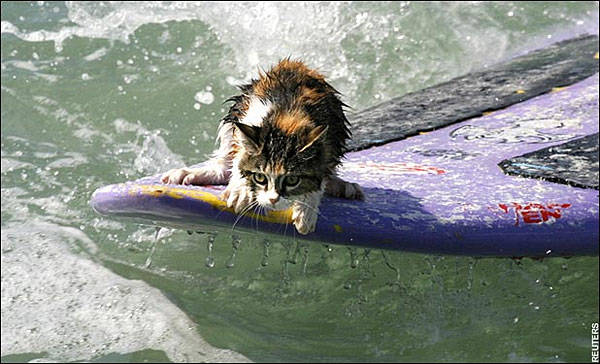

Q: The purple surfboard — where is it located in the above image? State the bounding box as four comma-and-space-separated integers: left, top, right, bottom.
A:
91, 74, 599, 257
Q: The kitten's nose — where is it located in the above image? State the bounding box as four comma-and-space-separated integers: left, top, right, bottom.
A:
269, 197, 279, 205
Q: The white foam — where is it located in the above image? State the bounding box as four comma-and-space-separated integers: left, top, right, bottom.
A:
134, 131, 186, 174
8, 60, 39, 72
2, 3, 598, 108
194, 90, 215, 105
0, 221, 249, 362
83, 47, 108, 61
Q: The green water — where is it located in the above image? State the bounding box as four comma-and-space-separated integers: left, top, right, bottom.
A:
1, 1, 599, 362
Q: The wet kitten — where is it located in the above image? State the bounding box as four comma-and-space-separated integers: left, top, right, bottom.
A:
161, 59, 363, 234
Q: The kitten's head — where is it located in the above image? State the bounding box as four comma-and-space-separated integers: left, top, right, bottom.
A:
233, 120, 331, 210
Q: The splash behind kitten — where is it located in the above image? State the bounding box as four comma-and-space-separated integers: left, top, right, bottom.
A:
162, 59, 363, 234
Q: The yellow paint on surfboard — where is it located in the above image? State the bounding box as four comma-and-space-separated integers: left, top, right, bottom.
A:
129, 184, 293, 224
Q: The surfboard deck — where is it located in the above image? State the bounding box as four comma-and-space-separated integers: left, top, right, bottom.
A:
91, 72, 599, 257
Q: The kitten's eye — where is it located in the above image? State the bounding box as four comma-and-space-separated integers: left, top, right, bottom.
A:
285, 175, 301, 188
252, 173, 267, 185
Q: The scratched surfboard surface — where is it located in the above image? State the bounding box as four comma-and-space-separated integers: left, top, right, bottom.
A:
91, 73, 599, 257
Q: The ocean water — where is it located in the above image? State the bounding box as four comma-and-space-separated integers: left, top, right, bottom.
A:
1, 1, 599, 362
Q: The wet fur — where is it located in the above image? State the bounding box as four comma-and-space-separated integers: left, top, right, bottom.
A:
162, 59, 363, 234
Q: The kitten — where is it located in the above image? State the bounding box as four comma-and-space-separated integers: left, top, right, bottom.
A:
161, 59, 363, 234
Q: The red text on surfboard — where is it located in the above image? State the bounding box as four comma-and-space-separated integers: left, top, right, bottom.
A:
497, 202, 572, 226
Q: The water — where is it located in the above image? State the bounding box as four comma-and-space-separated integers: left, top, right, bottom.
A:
1, 1, 599, 362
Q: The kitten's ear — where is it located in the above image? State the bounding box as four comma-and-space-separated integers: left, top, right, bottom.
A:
233, 122, 262, 150
299, 125, 328, 153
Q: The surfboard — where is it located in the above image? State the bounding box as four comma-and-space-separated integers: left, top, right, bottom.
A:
91, 36, 599, 257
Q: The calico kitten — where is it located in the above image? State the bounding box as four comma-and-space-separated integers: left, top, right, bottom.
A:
161, 59, 363, 234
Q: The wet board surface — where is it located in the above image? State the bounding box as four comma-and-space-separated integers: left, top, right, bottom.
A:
91, 73, 599, 257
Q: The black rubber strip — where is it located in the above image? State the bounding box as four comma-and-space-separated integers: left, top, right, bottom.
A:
498, 133, 599, 190
347, 34, 599, 151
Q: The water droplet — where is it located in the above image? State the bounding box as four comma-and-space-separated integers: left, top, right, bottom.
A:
301, 244, 309, 274
382, 250, 400, 283
348, 247, 359, 268
205, 233, 216, 268
281, 259, 290, 284
466, 258, 476, 290
144, 227, 162, 268
287, 241, 301, 264
261, 239, 271, 267
226, 235, 241, 268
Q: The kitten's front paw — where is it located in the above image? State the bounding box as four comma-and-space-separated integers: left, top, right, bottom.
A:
325, 176, 365, 201
161, 167, 227, 185
222, 184, 253, 213
346, 182, 364, 201
161, 168, 191, 184
292, 205, 318, 235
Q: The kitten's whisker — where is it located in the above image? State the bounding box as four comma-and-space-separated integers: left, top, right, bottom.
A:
257, 205, 266, 233
283, 218, 289, 239
231, 211, 246, 232
233, 202, 257, 231
231, 200, 259, 232
253, 204, 262, 233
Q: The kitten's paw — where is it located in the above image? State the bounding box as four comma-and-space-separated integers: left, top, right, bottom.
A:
346, 182, 365, 200
181, 170, 216, 186
222, 184, 253, 213
292, 205, 318, 235
161, 168, 191, 185
161, 167, 228, 185
325, 176, 365, 201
